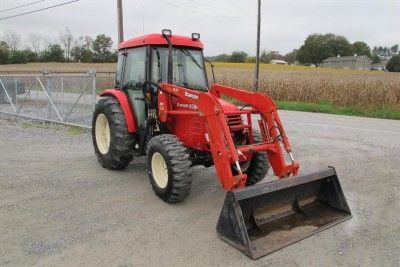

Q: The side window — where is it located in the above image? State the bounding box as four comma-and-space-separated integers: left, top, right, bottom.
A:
115, 51, 125, 88
122, 46, 147, 90
151, 47, 167, 84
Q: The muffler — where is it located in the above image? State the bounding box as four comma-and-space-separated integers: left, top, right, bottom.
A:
216, 167, 351, 259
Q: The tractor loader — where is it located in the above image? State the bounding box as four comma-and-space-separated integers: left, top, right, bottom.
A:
92, 30, 351, 259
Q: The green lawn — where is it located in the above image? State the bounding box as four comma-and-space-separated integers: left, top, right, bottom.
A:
276, 101, 400, 120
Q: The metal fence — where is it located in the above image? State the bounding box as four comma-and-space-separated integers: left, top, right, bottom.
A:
0, 72, 98, 128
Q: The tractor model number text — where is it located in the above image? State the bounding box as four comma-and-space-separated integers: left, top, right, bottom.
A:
176, 102, 198, 110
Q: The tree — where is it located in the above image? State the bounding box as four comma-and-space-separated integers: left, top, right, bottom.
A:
386, 54, 400, 72
22, 49, 37, 62
284, 49, 298, 64
213, 54, 230, 62
259, 50, 283, 63
3, 30, 21, 51
372, 45, 398, 61
326, 35, 353, 58
28, 33, 43, 56
228, 51, 247, 63
40, 44, 64, 62
297, 33, 352, 66
0, 42, 10, 64
372, 54, 381, 64
92, 34, 114, 63
352, 41, 371, 58
71, 36, 94, 62
390, 44, 399, 56
59, 27, 74, 61
9, 50, 27, 64
42, 37, 51, 52
246, 56, 256, 63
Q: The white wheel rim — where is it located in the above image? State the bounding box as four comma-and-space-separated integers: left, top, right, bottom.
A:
240, 161, 251, 172
151, 152, 169, 189
95, 113, 111, 155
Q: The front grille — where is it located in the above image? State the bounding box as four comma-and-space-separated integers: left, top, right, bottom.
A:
226, 115, 243, 128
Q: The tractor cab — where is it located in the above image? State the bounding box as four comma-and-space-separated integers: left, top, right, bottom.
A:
115, 30, 208, 127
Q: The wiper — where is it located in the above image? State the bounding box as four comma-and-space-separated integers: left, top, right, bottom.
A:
180, 48, 203, 71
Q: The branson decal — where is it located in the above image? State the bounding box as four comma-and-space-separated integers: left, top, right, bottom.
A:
184, 91, 199, 100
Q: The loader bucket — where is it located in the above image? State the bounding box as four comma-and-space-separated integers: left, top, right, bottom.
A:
216, 167, 351, 259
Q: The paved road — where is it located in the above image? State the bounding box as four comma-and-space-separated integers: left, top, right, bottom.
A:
0, 111, 399, 266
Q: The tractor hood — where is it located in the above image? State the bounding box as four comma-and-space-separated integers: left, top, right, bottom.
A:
217, 98, 241, 113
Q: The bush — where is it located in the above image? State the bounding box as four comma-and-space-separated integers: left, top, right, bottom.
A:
0, 46, 9, 64
9, 50, 28, 64
229, 51, 247, 63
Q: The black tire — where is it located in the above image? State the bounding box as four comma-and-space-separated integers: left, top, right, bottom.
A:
147, 134, 192, 203
233, 131, 270, 186
92, 96, 134, 169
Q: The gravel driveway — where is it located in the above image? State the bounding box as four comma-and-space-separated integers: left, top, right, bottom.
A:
0, 111, 399, 266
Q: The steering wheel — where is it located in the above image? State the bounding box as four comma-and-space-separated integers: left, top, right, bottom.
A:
140, 81, 166, 109
141, 81, 164, 96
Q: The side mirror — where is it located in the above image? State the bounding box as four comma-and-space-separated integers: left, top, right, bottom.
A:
204, 58, 216, 84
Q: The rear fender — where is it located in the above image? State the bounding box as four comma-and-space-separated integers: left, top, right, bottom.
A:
100, 89, 137, 133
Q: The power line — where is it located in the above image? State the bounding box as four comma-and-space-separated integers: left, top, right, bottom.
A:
0, 0, 79, 21
162, 0, 256, 26
0, 0, 46, 13
185, 0, 253, 18
165, 0, 252, 20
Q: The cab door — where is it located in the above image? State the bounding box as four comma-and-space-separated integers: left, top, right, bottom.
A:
120, 46, 148, 127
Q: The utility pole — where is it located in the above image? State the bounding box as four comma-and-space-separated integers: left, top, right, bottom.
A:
254, 0, 261, 91
117, 0, 124, 44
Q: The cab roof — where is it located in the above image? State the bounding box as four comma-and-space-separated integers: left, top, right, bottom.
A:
118, 33, 204, 50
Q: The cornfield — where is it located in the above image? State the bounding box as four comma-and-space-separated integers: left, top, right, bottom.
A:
213, 66, 400, 109
1, 62, 399, 110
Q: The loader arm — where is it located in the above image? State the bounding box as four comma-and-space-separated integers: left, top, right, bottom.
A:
210, 84, 299, 178
158, 83, 299, 190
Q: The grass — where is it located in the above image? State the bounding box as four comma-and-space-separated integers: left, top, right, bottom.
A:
276, 101, 400, 120
21, 121, 88, 134
21, 121, 59, 130
67, 126, 88, 135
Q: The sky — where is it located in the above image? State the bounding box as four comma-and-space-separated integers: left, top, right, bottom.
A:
0, 0, 399, 56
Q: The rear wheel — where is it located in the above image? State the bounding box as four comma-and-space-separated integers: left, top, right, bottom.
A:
147, 134, 192, 203
92, 96, 134, 169
233, 131, 270, 186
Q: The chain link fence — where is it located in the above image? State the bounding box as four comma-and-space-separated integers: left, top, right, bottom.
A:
0, 72, 102, 128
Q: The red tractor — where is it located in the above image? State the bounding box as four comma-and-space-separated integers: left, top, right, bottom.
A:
92, 30, 351, 259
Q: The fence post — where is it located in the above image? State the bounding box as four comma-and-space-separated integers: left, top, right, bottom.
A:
91, 70, 97, 111
45, 72, 52, 120
61, 75, 64, 119
14, 76, 17, 106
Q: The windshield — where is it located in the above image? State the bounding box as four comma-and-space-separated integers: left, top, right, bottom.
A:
151, 47, 208, 91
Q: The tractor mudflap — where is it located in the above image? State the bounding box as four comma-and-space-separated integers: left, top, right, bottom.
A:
216, 167, 351, 259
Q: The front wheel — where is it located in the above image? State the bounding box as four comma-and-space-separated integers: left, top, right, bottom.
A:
147, 134, 192, 203
92, 96, 134, 169
233, 130, 270, 186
